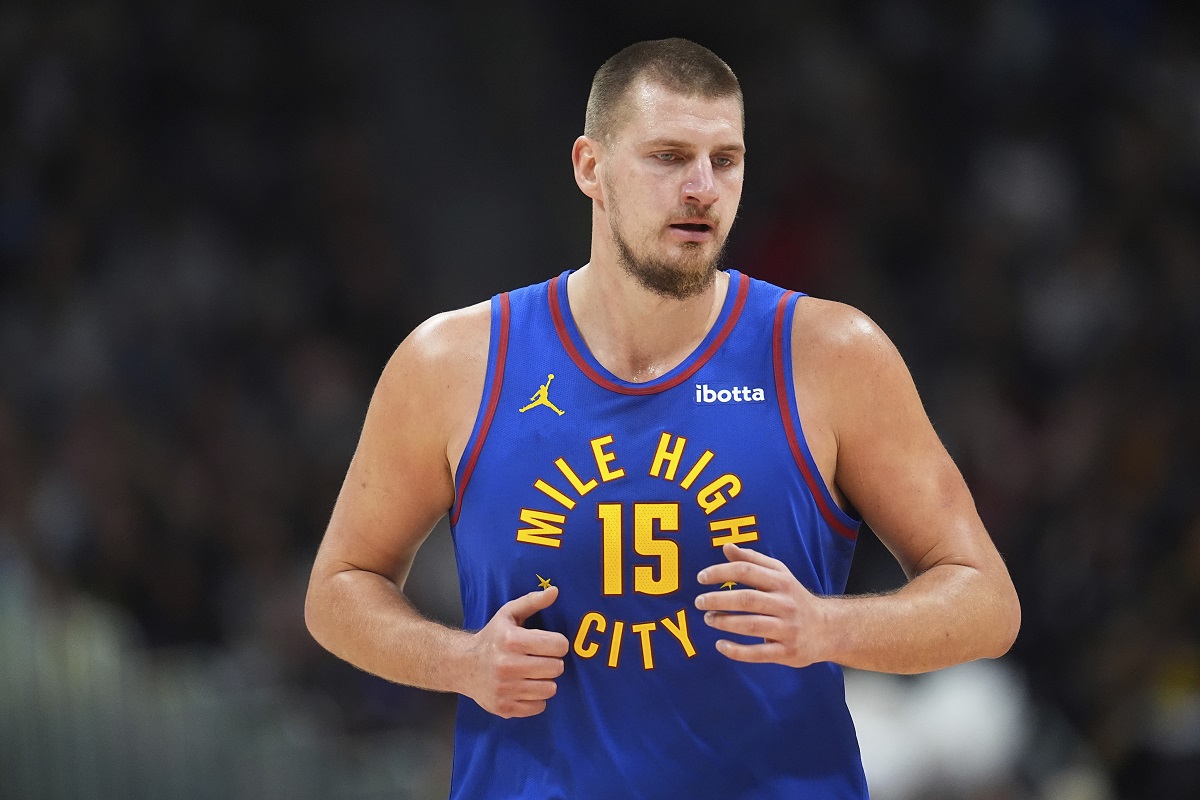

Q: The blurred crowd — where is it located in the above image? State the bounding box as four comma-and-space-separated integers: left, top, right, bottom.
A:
1, 2, 1198, 798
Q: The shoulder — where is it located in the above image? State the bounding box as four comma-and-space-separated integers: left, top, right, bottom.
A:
790, 296, 901, 379
789, 295, 923, 457
381, 301, 491, 390
400, 300, 491, 366
369, 301, 493, 457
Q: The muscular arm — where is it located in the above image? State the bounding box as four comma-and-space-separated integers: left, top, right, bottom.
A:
305, 304, 567, 715
698, 299, 1020, 674
813, 302, 1020, 672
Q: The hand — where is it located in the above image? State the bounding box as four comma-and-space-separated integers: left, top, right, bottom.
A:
695, 543, 828, 668
464, 586, 569, 718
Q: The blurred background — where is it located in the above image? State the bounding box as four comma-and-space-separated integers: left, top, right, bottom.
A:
1, 1, 1198, 798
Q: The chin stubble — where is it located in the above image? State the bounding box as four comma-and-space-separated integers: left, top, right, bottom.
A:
611, 224, 726, 301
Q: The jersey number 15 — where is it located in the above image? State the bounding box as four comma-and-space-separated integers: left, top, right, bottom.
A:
597, 502, 680, 596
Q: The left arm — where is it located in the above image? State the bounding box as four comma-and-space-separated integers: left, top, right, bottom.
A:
696, 300, 1020, 673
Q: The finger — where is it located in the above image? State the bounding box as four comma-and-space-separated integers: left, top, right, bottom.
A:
507, 653, 565, 680
498, 699, 549, 719
697, 560, 785, 590
702, 611, 781, 639
714, 638, 788, 664
514, 678, 559, 701
503, 585, 559, 625
695, 588, 784, 614
520, 629, 570, 658
723, 542, 786, 571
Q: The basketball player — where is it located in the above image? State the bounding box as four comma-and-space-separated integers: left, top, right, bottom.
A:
305, 38, 1020, 798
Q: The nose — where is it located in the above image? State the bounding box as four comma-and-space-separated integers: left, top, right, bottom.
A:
682, 158, 718, 207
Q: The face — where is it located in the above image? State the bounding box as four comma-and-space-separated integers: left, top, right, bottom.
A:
597, 80, 745, 299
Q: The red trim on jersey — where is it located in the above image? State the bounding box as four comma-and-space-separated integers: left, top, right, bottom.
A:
772, 292, 858, 541
451, 293, 510, 526
549, 271, 751, 395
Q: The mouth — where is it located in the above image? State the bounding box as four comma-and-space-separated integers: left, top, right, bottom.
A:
667, 220, 715, 242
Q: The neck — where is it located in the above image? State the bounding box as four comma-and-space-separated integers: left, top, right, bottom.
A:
565, 260, 729, 383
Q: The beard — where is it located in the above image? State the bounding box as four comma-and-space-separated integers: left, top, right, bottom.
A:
609, 204, 728, 301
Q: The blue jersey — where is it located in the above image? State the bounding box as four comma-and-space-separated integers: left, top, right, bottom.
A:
448, 269, 867, 799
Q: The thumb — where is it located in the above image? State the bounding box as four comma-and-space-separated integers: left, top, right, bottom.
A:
504, 585, 559, 626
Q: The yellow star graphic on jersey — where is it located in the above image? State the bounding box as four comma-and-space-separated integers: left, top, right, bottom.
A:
536, 574, 552, 590
721, 581, 737, 590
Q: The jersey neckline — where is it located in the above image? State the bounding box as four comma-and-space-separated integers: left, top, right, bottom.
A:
548, 269, 750, 396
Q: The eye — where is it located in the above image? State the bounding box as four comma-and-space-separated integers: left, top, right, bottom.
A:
713, 156, 734, 168
654, 152, 679, 162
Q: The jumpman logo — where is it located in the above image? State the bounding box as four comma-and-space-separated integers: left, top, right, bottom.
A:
519, 374, 565, 415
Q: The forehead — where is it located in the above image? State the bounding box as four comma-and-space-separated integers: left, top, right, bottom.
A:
614, 79, 744, 148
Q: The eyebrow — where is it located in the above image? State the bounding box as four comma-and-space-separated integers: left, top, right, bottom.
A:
645, 138, 746, 154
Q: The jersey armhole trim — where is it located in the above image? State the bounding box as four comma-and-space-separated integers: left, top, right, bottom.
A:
773, 291, 861, 541
450, 292, 510, 526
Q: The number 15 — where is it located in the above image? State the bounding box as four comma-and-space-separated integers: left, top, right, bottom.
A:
597, 502, 680, 596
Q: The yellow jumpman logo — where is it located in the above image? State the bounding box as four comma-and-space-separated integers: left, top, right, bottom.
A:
536, 574, 552, 590
519, 373, 565, 415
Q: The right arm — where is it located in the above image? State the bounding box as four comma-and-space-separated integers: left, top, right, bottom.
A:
304, 304, 568, 718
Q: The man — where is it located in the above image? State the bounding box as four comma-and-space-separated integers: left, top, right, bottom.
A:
305, 38, 1020, 799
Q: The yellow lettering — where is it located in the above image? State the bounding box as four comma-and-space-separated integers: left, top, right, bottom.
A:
660, 608, 697, 658
597, 503, 623, 595
633, 503, 679, 595
649, 432, 686, 481
679, 449, 715, 490
631, 622, 657, 670
697, 473, 741, 514
516, 508, 566, 548
608, 620, 625, 668
533, 479, 576, 510
574, 610, 694, 669
574, 612, 605, 658
590, 434, 626, 482
709, 515, 760, 547
555, 457, 597, 496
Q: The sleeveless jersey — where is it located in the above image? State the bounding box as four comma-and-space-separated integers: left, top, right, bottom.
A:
448, 269, 867, 799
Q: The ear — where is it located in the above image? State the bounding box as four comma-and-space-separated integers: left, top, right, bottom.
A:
572, 135, 603, 202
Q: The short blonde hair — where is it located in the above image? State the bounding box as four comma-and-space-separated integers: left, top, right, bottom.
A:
584, 38, 743, 144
